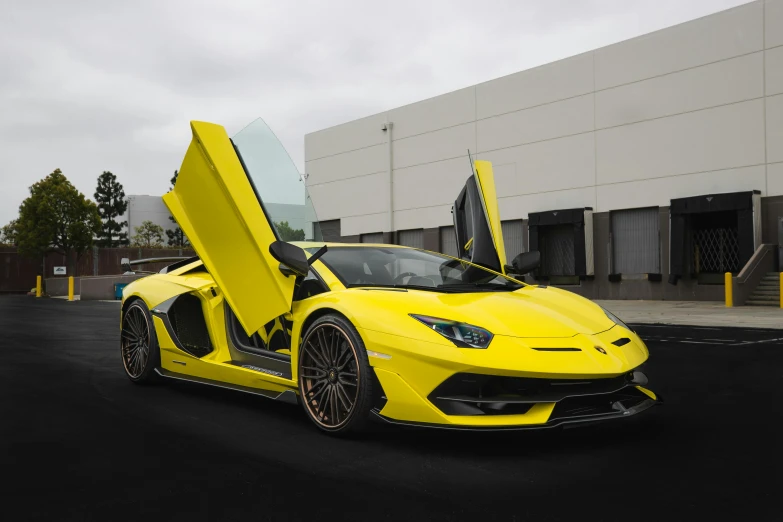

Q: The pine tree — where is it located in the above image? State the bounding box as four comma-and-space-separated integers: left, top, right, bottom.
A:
94, 171, 128, 247
166, 170, 190, 247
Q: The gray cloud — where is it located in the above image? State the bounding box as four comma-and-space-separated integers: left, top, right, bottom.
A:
0, 0, 750, 225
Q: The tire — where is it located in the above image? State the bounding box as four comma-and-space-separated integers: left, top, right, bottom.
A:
298, 314, 374, 435
121, 300, 161, 384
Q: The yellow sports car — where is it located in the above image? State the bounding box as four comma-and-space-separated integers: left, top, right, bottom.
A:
120, 118, 660, 435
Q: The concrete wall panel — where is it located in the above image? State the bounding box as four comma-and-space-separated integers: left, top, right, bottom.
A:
475, 53, 594, 119
493, 163, 516, 197
480, 133, 596, 196
597, 165, 767, 212
596, 52, 764, 128
767, 94, 783, 163
305, 113, 387, 161
389, 87, 475, 140
394, 204, 453, 230
307, 172, 388, 220
341, 212, 389, 236
594, 1, 763, 90
768, 162, 783, 196
767, 45, 783, 96
767, 0, 783, 48
477, 94, 594, 152
393, 157, 468, 211
498, 186, 596, 221
392, 123, 475, 170
596, 99, 766, 184
305, 144, 386, 185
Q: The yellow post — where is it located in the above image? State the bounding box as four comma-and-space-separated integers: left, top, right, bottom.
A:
35, 275, 42, 298
725, 272, 733, 308
68, 276, 74, 302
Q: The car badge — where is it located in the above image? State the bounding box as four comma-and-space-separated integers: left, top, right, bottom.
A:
594, 346, 607, 355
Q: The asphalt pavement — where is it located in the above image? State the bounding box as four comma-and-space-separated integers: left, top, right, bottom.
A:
1, 295, 781, 521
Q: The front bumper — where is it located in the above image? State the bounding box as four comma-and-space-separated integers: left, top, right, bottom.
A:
361, 327, 661, 429
371, 393, 659, 431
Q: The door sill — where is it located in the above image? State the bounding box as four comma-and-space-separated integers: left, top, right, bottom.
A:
154, 368, 298, 404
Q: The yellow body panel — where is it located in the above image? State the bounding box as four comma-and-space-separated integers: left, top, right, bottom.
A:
473, 160, 507, 270
162, 121, 294, 335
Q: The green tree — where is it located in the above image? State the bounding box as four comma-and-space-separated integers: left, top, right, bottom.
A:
94, 170, 128, 247
16, 169, 101, 273
131, 220, 164, 248
275, 221, 305, 241
166, 170, 190, 247
0, 219, 18, 245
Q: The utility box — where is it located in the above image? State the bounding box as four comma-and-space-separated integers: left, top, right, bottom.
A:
114, 283, 128, 300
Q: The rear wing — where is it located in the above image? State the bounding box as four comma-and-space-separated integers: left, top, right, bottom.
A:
120, 256, 199, 275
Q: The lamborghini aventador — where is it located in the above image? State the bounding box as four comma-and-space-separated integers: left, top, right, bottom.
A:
120, 118, 660, 435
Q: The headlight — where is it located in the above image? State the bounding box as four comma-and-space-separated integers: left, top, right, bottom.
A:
602, 308, 631, 331
409, 314, 493, 349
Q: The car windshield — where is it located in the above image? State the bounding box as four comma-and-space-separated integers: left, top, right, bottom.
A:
308, 246, 523, 292
232, 118, 322, 241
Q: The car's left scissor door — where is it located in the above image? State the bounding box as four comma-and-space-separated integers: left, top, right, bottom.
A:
163, 121, 296, 337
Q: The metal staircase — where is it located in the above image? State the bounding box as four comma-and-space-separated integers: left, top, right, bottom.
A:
746, 272, 781, 307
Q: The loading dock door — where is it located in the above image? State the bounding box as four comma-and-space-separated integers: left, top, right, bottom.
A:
540, 224, 575, 276
668, 190, 759, 284
397, 229, 424, 249
501, 220, 525, 264
611, 207, 660, 274
440, 226, 458, 257
360, 232, 383, 243
528, 208, 594, 279
691, 212, 739, 274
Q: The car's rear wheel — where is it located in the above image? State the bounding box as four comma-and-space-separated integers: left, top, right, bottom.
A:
121, 300, 160, 384
298, 314, 373, 435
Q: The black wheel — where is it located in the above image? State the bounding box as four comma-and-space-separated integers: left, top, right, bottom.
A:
298, 314, 374, 435
121, 300, 160, 384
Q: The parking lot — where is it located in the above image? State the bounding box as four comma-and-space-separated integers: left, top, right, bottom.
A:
2, 295, 781, 521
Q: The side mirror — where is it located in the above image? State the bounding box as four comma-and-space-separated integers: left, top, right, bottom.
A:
508, 251, 540, 275
269, 241, 309, 277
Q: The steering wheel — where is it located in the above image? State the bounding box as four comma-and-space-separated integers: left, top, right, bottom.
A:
392, 272, 417, 284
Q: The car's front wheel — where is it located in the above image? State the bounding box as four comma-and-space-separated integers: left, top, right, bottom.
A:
298, 314, 374, 435
121, 300, 161, 384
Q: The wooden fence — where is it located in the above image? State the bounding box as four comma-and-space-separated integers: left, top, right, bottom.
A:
0, 246, 197, 293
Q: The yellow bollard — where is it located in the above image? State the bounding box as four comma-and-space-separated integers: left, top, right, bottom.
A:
725, 272, 733, 308
68, 276, 74, 302
36, 275, 42, 297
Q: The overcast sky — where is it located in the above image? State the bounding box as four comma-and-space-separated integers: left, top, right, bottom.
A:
0, 0, 751, 226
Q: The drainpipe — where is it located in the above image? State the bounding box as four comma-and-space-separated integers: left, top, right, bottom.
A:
383, 121, 394, 235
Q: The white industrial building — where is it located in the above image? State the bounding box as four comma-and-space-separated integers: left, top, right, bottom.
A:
123, 195, 176, 240
304, 0, 783, 302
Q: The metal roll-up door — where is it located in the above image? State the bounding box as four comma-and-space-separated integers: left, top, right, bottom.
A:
500, 219, 525, 264
397, 229, 424, 249
316, 220, 340, 242
440, 226, 458, 257
360, 232, 383, 243
501, 220, 524, 262
611, 207, 660, 274
540, 224, 575, 276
